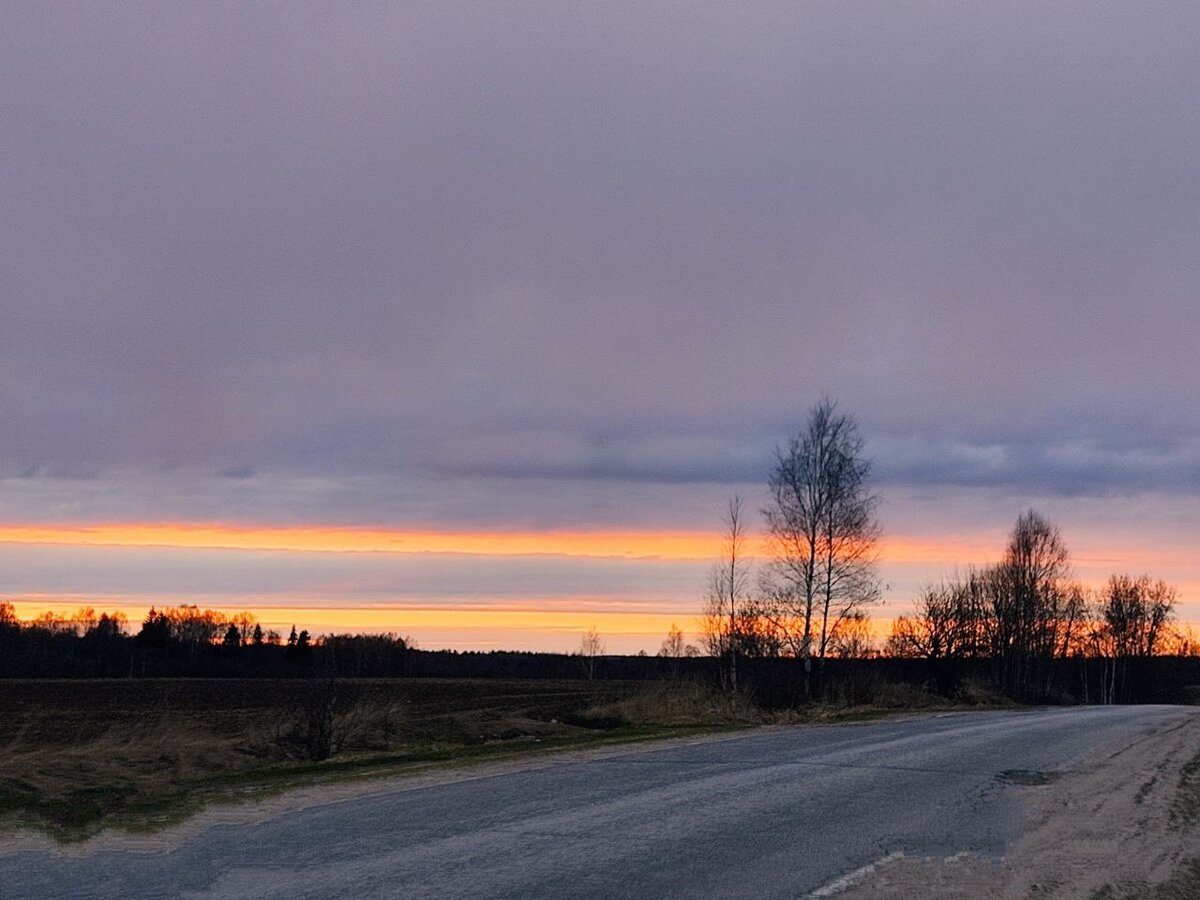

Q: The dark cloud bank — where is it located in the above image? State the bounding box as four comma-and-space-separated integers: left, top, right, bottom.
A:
2, 3, 1197, 525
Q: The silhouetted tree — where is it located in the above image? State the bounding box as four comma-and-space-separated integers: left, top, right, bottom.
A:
1092, 574, 1177, 702
137, 607, 172, 647
80, 612, 127, 676
829, 611, 875, 659
294, 674, 358, 760
231, 612, 256, 647
579, 627, 604, 679
658, 623, 689, 679
990, 511, 1071, 699
659, 623, 686, 659
700, 495, 752, 692
761, 398, 880, 696
888, 570, 991, 661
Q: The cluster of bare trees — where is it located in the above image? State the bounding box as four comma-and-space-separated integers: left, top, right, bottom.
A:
691, 400, 1192, 705
1084, 574, 1179, 703
700, 399, 883, 697
887, 512, 1184, 701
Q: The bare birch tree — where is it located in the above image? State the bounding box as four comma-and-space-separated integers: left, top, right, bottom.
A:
579, 627, 605, 679
761, 399, 880, 696
701, 495, 752, 691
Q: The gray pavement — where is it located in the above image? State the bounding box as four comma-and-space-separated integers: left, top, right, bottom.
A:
1, 705, 1193, 899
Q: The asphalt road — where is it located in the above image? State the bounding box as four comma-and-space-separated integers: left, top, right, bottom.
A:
2, 705, 1193, 899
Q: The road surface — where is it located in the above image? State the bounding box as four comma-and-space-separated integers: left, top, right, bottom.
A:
2, 705, 1193, 899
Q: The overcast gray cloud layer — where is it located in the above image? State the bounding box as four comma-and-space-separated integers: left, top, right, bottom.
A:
2, 2, 1198, 526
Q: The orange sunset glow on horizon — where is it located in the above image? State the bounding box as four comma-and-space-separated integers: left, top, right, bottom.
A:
0, 521, 1005, 564
3, 518, 1197, 653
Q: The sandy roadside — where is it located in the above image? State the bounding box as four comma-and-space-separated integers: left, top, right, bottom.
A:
826, 709, 1200, 899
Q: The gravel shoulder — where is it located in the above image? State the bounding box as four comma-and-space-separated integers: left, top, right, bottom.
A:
830, 709, 1200, 898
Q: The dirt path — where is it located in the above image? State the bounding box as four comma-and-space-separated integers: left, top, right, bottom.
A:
830, 712, 1200, 898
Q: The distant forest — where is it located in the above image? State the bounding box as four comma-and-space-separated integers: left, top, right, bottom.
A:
1, 585, 1197, 708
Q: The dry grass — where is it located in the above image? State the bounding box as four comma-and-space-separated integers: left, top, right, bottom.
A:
585, 680, 766, 726
0, 678, 732, 840
0, 675, 995, 841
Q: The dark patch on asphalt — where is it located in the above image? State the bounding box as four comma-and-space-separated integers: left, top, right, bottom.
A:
997, 769, 1062, 786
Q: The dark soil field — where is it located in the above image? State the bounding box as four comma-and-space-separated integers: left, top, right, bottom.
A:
0, 677, 638, 747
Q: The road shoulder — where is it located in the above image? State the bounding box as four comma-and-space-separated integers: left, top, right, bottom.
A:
827, 707, 1200, 899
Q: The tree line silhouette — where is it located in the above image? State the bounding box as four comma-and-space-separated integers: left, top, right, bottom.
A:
696, 400, 1196, 705
0, 602, 415, 678
0, 602, 701, 681
885, 515, 1187, 702
0, 586, 1195, 705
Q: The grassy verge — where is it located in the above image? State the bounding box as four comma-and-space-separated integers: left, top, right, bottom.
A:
0, 678, 763, 842
0, 676, 1002, 842
0, 722, 730, 841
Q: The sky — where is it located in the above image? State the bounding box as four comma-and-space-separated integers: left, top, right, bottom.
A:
2, 3, 1197, 652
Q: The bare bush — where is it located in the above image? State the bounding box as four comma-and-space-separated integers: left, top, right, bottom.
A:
285, 676, 361, 761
